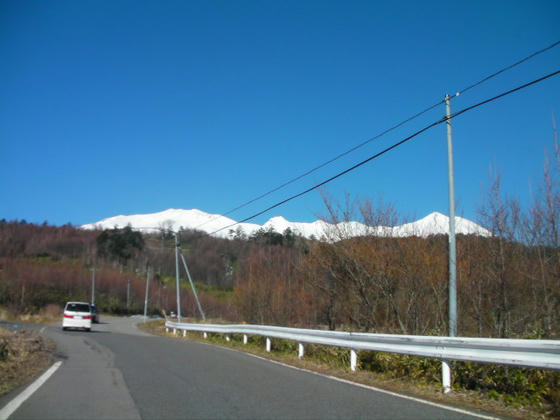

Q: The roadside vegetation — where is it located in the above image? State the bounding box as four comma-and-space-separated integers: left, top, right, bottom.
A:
0, 325, 55, 397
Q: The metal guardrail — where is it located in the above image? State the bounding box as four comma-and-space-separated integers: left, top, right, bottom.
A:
165, 321, 560, 373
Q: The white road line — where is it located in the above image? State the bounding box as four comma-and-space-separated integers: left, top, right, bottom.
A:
0, 361, 62, 420
244, 352, 500, 420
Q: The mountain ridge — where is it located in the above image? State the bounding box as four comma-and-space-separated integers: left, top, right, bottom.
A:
81, 208, 491, 239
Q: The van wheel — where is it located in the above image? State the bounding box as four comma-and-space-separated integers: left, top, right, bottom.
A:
86, 328, 91, 332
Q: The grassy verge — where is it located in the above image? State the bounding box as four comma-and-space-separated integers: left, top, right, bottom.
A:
0, 326, 56, 397
0, 305, 63, 325
139, 320, 558, 419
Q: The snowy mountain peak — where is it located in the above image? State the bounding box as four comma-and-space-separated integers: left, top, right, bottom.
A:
424, 211, 447, 221
393, 212, 490, 237
81, 209, 490, 239
267, 216, 288, 223
262, 216, 291, 232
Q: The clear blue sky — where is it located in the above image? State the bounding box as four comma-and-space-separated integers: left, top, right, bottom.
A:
1, 1, 559, 227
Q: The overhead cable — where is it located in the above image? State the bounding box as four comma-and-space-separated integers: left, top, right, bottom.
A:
456, 40, 560, 96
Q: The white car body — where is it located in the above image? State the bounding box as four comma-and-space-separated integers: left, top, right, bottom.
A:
62, 301, 92, 331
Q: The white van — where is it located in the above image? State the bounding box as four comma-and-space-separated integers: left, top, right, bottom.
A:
62, 301, 92, 331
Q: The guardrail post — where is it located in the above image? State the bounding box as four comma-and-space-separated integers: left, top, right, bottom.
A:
203, 332, 208, 339
166, 327, 169, 333
266, 337, 271, 352
226, 334, 231, 342
350, 349, 358, 371
442, 360, 451, 393
243, 334, 248, 344
173, 328, 177, 335
298, 343, 304, 359
183, 330, 187, 337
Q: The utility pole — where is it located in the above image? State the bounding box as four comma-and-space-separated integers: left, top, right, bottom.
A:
91, 267, 96, 304
127, 277, 131, 310
175, 233, 182, 322
144, 266, 150, 323
446, 93, 457, 337
442, 93, 458, 393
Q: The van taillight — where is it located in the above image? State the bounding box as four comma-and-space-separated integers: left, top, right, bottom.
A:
83, 315, 92, 319
64, 314, 73, 318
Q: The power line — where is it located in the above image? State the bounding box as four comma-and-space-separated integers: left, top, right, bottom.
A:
450, 69, 560, 119
212, 122, 442, 236
194, 99, 444, 231
196, 40, 560, 231
456, 40, 560, 96
209, 68, 560, 236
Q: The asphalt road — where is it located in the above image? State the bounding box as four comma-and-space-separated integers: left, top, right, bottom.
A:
1, 317, 499, 419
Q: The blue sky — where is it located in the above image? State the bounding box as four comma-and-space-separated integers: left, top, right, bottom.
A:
1, 1, 559, 227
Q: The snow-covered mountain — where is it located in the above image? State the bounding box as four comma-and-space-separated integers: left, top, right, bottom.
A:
81, 208, 491, 239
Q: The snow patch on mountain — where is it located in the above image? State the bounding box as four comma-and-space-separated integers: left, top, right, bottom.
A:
81, 208, 490, 239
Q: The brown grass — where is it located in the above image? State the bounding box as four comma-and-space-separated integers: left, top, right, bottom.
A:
0, 327, 55, 397
0, 305, 63, 325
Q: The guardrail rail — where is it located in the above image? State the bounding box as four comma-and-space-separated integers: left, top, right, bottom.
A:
165, 320, 560, 390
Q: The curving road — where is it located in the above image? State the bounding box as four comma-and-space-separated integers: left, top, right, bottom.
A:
1, 317, 500, 419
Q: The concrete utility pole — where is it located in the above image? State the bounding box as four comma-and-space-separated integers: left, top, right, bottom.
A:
127, 278, 131, 309
144, 266, 150, 323
442, 93, 458, 393
175, 233, 182, 322
91, 267, 96, 304
446, 94, 457, 338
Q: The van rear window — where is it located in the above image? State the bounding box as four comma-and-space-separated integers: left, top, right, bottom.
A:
66, 303, 91, 312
